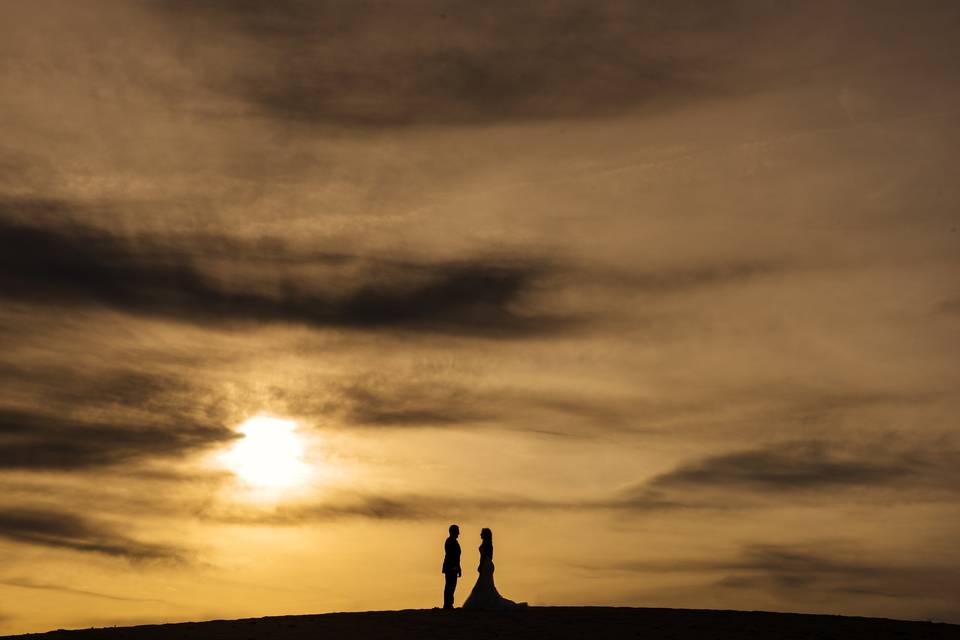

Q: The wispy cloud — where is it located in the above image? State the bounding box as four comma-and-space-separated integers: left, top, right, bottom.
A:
617, 542, 960, 603
0, 408, 234, 471
321, 377, 634, 434
0, 205, 572, 337
0, 577, 167, 604
206, 491, 596, 525
615, 439, 960, 509
335, 382, 492, 427
144, 1, 960, 130
600, 262, 780, 295
648, 440, 912, 492
148, 0, 742, 128
202, 436, 960, 526
0, 508, 183, 561
0, 360, 201, 418
938, 297, 960, 315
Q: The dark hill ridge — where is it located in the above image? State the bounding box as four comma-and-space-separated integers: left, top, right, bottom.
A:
3, 607, 958, 640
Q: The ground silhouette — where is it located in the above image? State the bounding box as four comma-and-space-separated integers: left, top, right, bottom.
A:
2, 607, 958, 640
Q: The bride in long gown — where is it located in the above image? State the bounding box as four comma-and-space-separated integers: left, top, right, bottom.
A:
461, 528, 527, 610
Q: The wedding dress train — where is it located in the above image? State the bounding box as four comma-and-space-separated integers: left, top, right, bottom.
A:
462, 544, 526, 610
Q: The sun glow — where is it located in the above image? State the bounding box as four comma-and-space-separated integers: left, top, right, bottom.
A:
220, 415, 311, 490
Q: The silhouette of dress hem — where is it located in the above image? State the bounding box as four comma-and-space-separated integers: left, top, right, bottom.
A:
461, 556, 527, 610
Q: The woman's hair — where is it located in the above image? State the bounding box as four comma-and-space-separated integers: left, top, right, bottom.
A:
480, 527, 492, 541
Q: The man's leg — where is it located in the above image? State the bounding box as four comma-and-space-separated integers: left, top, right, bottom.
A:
443, 572, 457, 609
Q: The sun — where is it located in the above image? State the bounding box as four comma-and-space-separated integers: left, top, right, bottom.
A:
219, 415, 311, 490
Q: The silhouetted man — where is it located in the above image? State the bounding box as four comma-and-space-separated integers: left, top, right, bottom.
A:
442, 524, 461, 609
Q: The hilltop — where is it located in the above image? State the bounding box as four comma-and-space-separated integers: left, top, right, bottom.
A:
3, 606, 958, 640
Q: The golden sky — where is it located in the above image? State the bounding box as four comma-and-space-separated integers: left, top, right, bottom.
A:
1, 0, 959, 634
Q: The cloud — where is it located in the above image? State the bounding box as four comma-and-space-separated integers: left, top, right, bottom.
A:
610, 439, 960, 510
309, 376, 929, 438
609, 489, 715, 513
0, 577, 166, 603
0, 408, 235, 471
327, 378, 629, 432
207, 491, 591, 525
938, 297, 960, 314
615, 542, 960, 603
603, 262, 779, 295
715, 545, 904, 596
145, 1, 960, 129
0, 204, 572, 337
202, 437, 960, 528
648, 440, 912, 492
0, 360, 199, 415
0, 508, 182, 561
208, 485, 696, 526
280, 495, 447, 522
336, 382, 492, 427
148, 0, 741, 128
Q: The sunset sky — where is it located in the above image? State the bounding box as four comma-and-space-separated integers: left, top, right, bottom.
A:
1, 0, 959, 634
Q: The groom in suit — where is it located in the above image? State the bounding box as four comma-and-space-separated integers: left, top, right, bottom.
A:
442, 524, 461, 609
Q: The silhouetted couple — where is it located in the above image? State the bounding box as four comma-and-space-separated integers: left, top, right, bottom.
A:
442, 524, 526, 610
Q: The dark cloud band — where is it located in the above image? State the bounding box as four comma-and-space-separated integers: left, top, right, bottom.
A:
0, 508, 182, 561
619, 439, 960, 507
610, 542, 960, 604
0, 408, 235, 471
152, 0, 734, 128
0, 205, 570, 337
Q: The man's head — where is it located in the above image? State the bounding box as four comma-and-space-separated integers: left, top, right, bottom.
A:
449, 524, 459, 538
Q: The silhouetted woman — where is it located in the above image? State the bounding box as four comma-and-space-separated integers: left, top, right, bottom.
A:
461, 528, 527, 610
